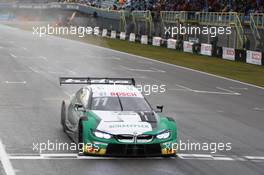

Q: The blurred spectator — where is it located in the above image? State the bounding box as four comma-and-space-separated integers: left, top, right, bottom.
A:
12, 0, 263, 13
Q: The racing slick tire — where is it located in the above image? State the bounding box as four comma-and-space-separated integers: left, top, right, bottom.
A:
61, 100, 67, 132
78, 120, 84, 145
78, 119, 85, 155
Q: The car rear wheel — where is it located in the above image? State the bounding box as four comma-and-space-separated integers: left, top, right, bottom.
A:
78, 120, 84, 144
61, 101, 67, 132
78, 120, 84, 154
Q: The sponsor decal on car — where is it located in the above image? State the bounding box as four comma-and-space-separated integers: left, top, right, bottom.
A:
109, 123, 150, 129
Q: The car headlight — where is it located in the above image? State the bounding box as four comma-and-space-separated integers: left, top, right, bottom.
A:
93, 130, 112, 139
156, 131, 170, 139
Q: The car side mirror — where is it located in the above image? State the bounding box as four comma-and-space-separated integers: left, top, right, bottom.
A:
74, 103, 85, 111
156, 105, 164, 113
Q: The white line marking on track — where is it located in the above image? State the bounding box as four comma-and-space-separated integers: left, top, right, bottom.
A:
229, 87, 248, 90
244, 156, 264, 160
9, 53, 17, 58
7, 153, 264, 162
0, 140, 16, 175
48, 71, 64, 74
170, 84, 240, 95
4, 81, 26, 84
174, 84, 193, 91
110, 57, 121, 60
12, 70, 31, 73
120, 65, 166, 73
216, 87, 241, 95
253, 107, 264, 111
9, 53, 47, 60
212, 157, 234, 161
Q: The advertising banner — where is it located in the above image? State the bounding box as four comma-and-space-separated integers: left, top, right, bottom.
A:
222, 47, 235, 61
129, 33, 135, 42
201, 43, 212, 56
102, 29, 107, 37
183, 41, 193, 53
246, 51, 262, 65
152, 37, 161, 46
167, 39, 177, 49
120, 32, 126, 40
110, 31, 116, 39
141, 35, 148, 45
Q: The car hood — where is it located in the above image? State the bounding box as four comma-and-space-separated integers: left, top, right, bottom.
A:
91, 110, 157, 135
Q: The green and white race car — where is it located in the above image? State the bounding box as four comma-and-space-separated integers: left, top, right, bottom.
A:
60, 77, 177, 157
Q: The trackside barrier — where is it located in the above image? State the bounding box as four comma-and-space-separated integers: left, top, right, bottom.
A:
183, 41, 193, 53
141, 35, 148, 44
230, 13, 246, 49
198, 12, 231, 26
160, 11, 247, 49
152, 37, 161, 46
129, 33, 136, 42
198, 12, 246, 49
251, 13, 264, 29
222, 47, 235, 61
119, 10, 127, 32
110, 31, 116, 39
201, 43, 212, 56
160, 11, 181, 24
160, 11, 183, 38
167, 39, 177, 49
246, 51, 262, 65
98, 29, 263, 66
249, 14, 261, 49
132, 10, 152, 36
120, 32, 126, 40
102, 29, 107, 37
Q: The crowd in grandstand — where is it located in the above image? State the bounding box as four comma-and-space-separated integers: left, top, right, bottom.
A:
7, 0, 264, 13
63, 0, 264, 14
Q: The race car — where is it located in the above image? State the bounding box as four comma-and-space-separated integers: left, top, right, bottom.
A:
60, 77, 177, 157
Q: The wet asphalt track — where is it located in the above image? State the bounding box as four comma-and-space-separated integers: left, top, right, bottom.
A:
0, 24, 264, 175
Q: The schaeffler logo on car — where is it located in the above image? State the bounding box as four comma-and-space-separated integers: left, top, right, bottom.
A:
108, 123, 151, 129
97, 121, 152, 135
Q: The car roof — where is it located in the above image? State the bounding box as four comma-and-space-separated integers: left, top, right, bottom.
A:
87, 84, 143, 98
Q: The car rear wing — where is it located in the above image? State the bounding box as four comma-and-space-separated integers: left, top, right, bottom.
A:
59, 77, 135, 86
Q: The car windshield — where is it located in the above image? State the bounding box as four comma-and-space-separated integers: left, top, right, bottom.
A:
91, 97, 152, 111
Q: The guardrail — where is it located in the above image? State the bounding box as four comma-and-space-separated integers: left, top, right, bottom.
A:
199, 12, 234, 26
132, 10, 152, 36
160, 11, 181, 24
160, 11, 246, 49
249, 14, 261, 49
251, 13, 264, 29
198, 12, 246, 49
